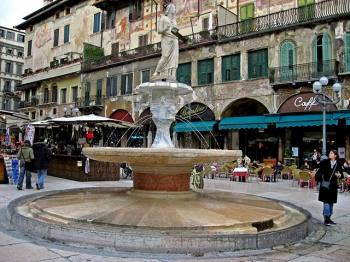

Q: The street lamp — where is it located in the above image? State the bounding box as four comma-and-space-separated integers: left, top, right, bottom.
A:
63, 104, 79, 117
313, 76, 342, 160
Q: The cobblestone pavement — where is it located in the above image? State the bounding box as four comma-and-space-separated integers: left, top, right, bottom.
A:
1, 175, 350, 262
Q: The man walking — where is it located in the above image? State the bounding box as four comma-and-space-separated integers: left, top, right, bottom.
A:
32, 136, 51, 190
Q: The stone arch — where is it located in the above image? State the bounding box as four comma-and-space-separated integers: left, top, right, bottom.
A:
221, 97, 269, 118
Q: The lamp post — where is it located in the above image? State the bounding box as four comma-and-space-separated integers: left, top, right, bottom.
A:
63, 104, 79, 117
312, 76, 342, 160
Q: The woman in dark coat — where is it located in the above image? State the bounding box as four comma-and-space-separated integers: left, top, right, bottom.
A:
315, 149, 343, 226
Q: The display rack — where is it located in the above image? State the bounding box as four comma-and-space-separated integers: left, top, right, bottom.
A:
3, 156, 19, 185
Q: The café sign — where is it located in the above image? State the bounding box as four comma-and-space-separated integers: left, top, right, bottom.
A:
177, 102, 215, 121
278, 92, 337, 113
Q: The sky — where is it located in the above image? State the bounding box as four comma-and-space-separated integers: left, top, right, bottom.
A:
0, 0, 43, 29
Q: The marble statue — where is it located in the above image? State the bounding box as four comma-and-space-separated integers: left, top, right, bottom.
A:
152, 3, 178, 81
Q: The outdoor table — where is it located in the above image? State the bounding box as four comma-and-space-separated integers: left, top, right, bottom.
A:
298, 174, 316, 189
232, 167, 249, 181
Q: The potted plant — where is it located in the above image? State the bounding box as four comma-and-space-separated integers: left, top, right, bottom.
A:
283, 148, 293, 158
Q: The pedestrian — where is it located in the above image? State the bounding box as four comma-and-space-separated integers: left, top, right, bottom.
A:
315, 149, 343, 226
272, 160, 283, 182
16, 140, 34, 190
32, 136, 51, 190
312, 149, 321, 169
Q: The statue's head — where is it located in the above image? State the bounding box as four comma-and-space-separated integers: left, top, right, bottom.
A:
165, 3, 175, 16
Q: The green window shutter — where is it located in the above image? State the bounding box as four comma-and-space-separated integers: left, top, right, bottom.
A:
64, 25, 70, 43
247, 4, 254, 19
177, 63, 191, 84
127, 73, 133, 94
345, 34, 350, 72
106, 77, 111, 96
198, 59, 214, 85
93, 13, 101, 33
306, 0, 315, 4
97, 80, 102, 105
232, 54, 240, 80
198, 61, 206, 85
121, 75, 126, 95
207, 59, 214, 84
298, 0, 306, 6
84, 83, 90, 106
222, 55, 240, 81
322, 33, 331, 61
222, 56, 230, 81
240, 6, 247, 21
248, 49, 268, 79
262, 49, 268, 77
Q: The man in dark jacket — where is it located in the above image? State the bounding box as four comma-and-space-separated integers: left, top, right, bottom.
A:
32, 136, 51, 190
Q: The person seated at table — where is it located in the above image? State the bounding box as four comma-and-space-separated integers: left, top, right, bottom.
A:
343, 161, 350, 174
300, 161, 311, 171
252, 160, 259, 168
272, 160, 283, 182
237, 153, 251, 168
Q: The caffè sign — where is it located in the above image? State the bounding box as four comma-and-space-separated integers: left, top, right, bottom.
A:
278, 92, 337, 113
177, 102, 215, 121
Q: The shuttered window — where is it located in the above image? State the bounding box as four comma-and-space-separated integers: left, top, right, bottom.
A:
345, 34, 350, 72
142, 70, 150, 83
177, 63, 191, 85
298, 0, 315, 21
52, 86, 58, 103
313, 33, 331, 75
96, 80, 103, 105
64, 25, 70, 43
139, 35, 148, 47
280, 41, 296, 82
240, 3, 254, 33
222, 54, 240, 81
107, 76, 117, 97
84, 83, 90, 106
53, 29, 59, 47
248, 49, 268, 79
27, 40, 32, 56
121, 73, 133, 95
198, 59, 214, 85
93, 13, 101, 33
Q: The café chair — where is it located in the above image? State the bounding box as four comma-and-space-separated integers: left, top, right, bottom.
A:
280, 166, 292, 180
289, 164, 298, 171
249, 167, 261, 182
262, 166, 274, 182
299, 171, 311, 188
291, 169, 301, 186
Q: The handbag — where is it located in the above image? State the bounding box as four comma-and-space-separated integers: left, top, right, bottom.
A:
321, 163, 336, 190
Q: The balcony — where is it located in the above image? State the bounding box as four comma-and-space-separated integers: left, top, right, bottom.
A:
81, 0, 350, 73
269, 59, 339, 86
75, 95, 105, 111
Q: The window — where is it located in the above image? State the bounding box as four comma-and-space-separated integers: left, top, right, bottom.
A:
44, 88, 49, 103
72, 86, 78, 102
25, 89, 30, 102
53, 29, 59, 47
4, 81, 11, 92
65, 8, 71, 15
3, 99, 10, 110
222, 54, 241, 81
248, 49, 268, 79
64, 25, 70, 43
345, 34, 350, 72
16, 64, 23, 75
61, 88, 67, 103
53, 108, 57, 114
17, 51, 23, 57
52, 86, 58, 102
29, 25, 34, 32
314, 33, 331, 76
139, 34, 148, 47
27, 40, 32, 56
177, 63, 191, 85
140, 70, 149, 83
198, 59, 214, 85
84, 83, 91, 106
55, 12, 60, 20
129, 0, 142, 21
202, 17, 209, 30
107, 9, 116, 29
93, 13, 101, 33
31, 112, 36, 120
107, 76, 117, 97
6, 48, 13, 55
121, 73, 133, 95
40, 110, 43, 117
240, 3, 255, 33
17, 34, 25, 42
0, 29, 4, 37
298, 0, 316, 21
6, 31, 15, 40
96, 80, 103, 105
14, 81, 20, 92
280, 41, 296, 82
5, 62, 13, 74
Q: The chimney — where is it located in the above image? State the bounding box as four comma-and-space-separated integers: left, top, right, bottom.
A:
44, 0, 53, 6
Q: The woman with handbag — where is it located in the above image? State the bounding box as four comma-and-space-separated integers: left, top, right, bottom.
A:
16, 140, 35, 190
315, 149, 343, 226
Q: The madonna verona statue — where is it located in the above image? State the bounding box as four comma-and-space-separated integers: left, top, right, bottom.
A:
152, 3, 179, 81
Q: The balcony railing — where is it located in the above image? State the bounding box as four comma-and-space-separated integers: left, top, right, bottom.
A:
81, 0, 350, 72
269, 59, 338, 85
75, 95, 105, 108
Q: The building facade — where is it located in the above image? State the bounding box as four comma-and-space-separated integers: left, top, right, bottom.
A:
16, 0, 350, 165
0, 26, 26, 142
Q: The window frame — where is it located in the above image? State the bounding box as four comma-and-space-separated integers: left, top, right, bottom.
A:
61, 88, 67, 104
222, 54, 241, 82
27, 40, 32, 56
198, 59, 214, 85
121, 73, 133, 95
64, 24, 70, 43
248, 49, 269, 79
93, 12, 101, 33
177, 63, 192, 85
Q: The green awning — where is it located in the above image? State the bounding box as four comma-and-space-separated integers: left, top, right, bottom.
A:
276, 113, 338, 128
219, 116, 267, 130
173, 121, 217, 132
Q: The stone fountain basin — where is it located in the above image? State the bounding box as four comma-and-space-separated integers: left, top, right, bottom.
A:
83, 147, 242, 166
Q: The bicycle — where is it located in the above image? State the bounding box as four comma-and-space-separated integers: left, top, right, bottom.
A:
338, 177, 349, 193
190, 165, 204, 189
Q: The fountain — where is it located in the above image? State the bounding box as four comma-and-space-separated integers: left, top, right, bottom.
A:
7, 3, 313, 255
